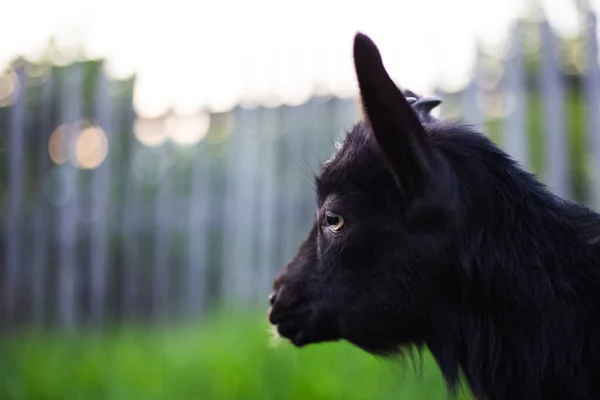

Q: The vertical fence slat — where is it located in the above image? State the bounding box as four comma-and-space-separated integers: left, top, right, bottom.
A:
462, 47, 485, 130
503, 21, 530, 170
540, 20, 569, 199
152, 143, 174, 322
278, 105, 297, 265
31, 68, 54, 325
122, 107, 142, 320
222, 106, 258, 307
3, 66, 26, 326
256, 107, 279, 304
185, 141, 211, 316
221, 107, 241, 305
295, 100, 321, 236
282, 104, 308, 259
333, 97, 357, 144
57, 63, 83, 331
584, 10, 600, 210
89, 66, 115, 326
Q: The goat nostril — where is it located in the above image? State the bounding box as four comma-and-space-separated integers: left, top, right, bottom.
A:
269, 290, 277, 306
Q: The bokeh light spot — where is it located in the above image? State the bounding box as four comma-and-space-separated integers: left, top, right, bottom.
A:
73, 125, 109, 169
0, 69, 18, 107
134, 117, 168, 147
48, 124, 71, 164
166, 113, 211, 146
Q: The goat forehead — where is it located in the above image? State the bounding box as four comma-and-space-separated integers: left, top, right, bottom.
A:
324, 122, 369, 159
317, 155, 380, 202
323, 124, 372, 170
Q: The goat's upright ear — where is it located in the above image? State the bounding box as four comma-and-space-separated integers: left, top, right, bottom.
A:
353, 32, 431, 196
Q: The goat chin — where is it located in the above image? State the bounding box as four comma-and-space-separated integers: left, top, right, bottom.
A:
267, 324, 284, 348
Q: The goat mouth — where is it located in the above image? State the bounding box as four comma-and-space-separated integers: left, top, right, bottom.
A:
272, 320, 312, 347
268, 306, 311, 326
270, 304, 337, 348
268, 307, 342, 348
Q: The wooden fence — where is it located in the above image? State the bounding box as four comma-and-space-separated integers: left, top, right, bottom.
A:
1, 12, 600, 331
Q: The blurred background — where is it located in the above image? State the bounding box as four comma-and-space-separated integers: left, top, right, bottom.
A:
1, 0, 600, 399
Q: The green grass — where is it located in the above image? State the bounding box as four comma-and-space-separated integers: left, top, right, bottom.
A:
0, 310, 473, 400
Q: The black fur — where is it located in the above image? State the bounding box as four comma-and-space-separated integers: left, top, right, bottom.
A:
268, 32, 600, 400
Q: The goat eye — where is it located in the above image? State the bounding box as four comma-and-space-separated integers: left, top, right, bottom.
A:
325, 210, 345, 232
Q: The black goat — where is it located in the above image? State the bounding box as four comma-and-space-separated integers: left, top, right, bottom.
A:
268, 32, 600, 399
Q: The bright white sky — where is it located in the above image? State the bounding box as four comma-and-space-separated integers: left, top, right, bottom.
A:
0, 0, 587, 118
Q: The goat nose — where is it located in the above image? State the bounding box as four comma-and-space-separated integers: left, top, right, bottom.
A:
269, 290, 278, 306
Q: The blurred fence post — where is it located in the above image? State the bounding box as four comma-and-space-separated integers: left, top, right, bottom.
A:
540, 20, 570, 199
584, 10, 600, 210
31, 67, 54, 326
122, 104, 142, 320
2, 12, 600, 333
278, 105, 299, 268
57, 62, 83, 331
89, 65, 115, 326
222, 106, 259, 308
221, 107, 240, 305
3, 66, 26, 326
185, 140, 211, 316
256, 107, 279, 305
462, 46, 485, 131
152, 141, 174, 322
286, 103, 311, 253
503, 21, 530, 171
295, 99, 322, 236
333, 97, 357, 144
